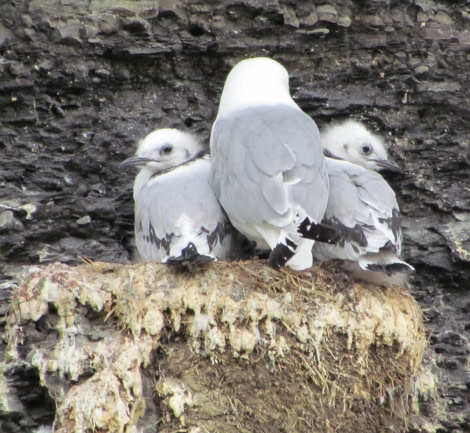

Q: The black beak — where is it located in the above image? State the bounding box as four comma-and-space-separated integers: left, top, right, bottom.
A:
374, 158, 403, 173
120, 156, 155, 168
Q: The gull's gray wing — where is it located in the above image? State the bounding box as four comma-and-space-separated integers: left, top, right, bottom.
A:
211, 106, 329, 230
313, 158, 401, 262
135, 157, 234, 262
354, 167, 402, 254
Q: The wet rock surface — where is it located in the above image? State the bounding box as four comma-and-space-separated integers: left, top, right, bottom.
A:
0, 0, 469, 432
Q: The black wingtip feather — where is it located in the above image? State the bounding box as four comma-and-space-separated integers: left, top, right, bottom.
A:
166, 242, 214, 266
366, 262, 415, 276
268, 242, 296, 270
298, 218, 341, 244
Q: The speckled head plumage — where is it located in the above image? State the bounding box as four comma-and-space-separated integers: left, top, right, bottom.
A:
321, 120, 401, 173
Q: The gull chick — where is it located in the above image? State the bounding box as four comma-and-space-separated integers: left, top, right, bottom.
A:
210, 57, 336, 271
314, 121, 414, 285
121, 128, 236, 264
321, 120, 402, 173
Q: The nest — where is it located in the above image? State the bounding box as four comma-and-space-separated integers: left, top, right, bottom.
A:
2, 260, 426, 433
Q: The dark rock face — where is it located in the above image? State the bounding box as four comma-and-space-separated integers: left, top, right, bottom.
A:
0, 0, 469, 431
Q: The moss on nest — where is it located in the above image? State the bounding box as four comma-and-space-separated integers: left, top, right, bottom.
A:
2, 260, 426, 432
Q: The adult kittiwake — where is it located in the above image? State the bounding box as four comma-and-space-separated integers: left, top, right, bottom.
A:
121, 128, 237, 264
321, 120, 402, 173
314, 122, 414, 285
210, 57, 336, 271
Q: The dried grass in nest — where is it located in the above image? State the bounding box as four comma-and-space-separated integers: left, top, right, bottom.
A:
2, 259, 426, 433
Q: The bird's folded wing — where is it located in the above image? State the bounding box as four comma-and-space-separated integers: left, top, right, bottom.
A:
211, 106, 328, 228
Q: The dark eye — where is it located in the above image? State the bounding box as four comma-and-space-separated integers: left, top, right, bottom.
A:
160, 144, 173, 156
361, 144, 372, 155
